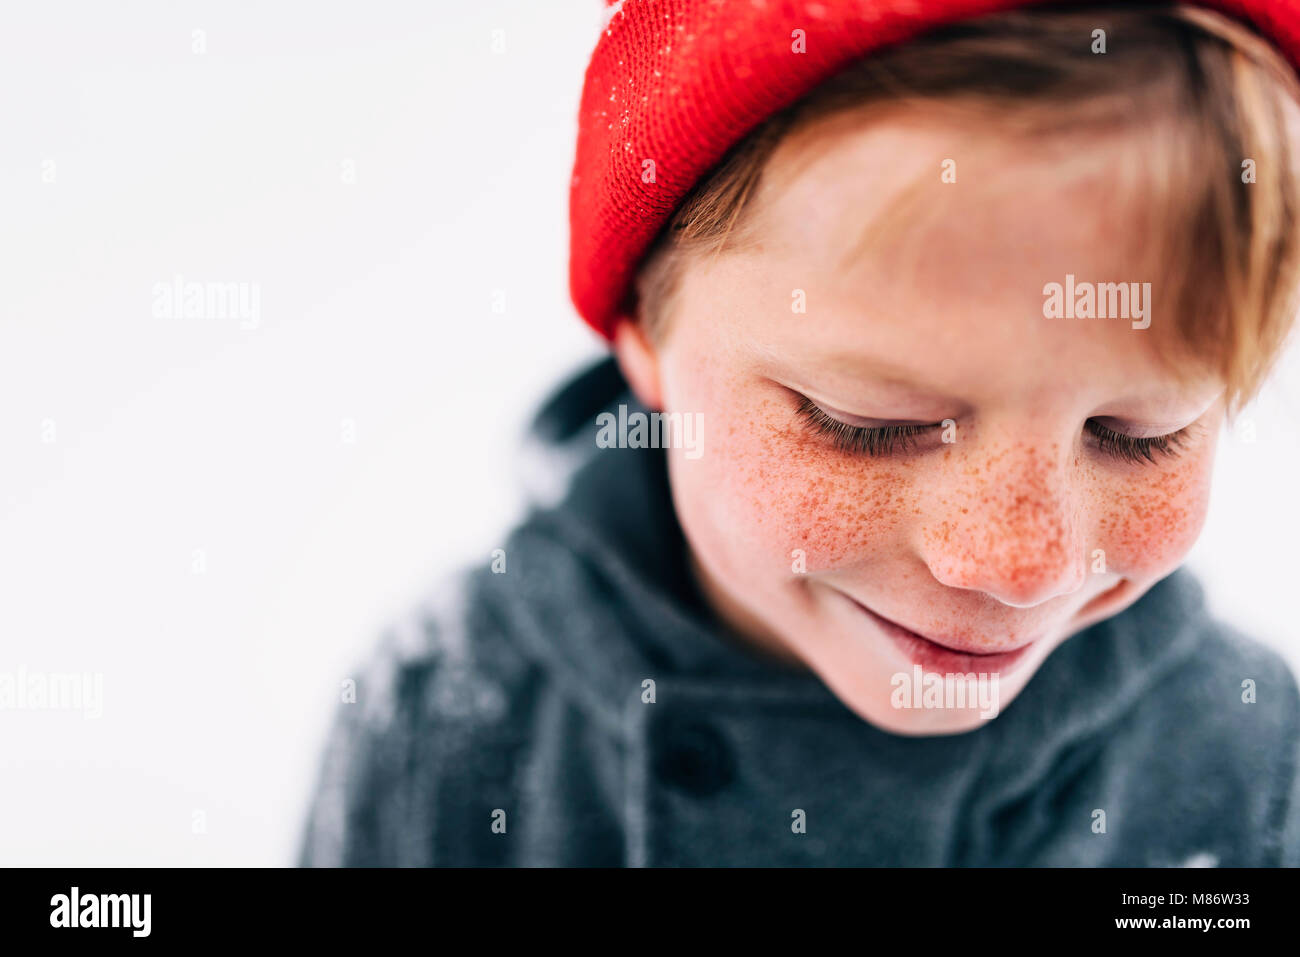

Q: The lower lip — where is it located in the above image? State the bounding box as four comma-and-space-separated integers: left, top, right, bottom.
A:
848, 599, 1035, 674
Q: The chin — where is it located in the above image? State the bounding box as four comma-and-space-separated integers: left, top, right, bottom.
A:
803, 650, 1047, 736
840, 683, 1028, 737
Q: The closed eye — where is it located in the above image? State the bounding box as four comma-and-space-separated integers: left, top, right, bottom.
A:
793, 395, 938, 456
794, 393, 1193, 465
1084, 418, 1190, 464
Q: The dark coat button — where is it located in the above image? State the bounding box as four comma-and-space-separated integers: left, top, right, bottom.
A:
652, 719, 736, 797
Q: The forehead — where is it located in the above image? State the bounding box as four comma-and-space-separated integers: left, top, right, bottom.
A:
750, 105, 1154, 262
698, 104, 1213, 407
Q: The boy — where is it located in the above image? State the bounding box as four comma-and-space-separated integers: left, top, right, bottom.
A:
300, 1, 1300, 866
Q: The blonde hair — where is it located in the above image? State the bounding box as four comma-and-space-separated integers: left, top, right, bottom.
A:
632, 5, 1300, 413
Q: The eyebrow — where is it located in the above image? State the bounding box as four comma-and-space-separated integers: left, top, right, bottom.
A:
744, 321, 942, 388
766, 348, 966, 408
768, 341, 1221, 422
1093, 389, 1224, 422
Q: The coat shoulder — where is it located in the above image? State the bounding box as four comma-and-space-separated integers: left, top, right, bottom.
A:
297, 569, 541, 867
1124, 619, 1300, 865
1155, 621, 1300, 745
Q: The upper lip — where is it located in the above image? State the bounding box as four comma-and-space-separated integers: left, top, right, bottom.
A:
847, 596, 1036, 657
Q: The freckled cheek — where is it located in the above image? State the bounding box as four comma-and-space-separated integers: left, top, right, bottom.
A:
1098, 452, 1215, 575
671, 394, 917, 573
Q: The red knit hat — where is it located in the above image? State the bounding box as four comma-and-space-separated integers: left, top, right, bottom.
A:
568, 0, 1300, 341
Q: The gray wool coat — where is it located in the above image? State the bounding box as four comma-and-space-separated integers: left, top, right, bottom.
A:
298, 358, 1300, 866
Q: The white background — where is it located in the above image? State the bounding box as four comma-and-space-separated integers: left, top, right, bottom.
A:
1, 1, 1296, 866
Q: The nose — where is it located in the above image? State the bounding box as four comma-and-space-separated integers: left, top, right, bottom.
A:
920, 444, 1089, 608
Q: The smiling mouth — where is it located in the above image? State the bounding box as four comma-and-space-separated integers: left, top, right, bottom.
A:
844, 596, 1037, 672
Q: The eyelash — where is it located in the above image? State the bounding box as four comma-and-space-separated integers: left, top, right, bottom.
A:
1084, 419, 1190, 464
794, 396, 931, 456
793, 396, 1190, 464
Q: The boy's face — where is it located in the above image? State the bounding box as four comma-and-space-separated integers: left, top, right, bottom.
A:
617, 106, 1225, 735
